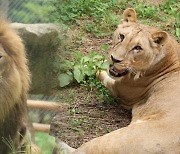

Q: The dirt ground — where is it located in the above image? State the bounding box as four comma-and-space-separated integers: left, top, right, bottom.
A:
50, 87, 131, 148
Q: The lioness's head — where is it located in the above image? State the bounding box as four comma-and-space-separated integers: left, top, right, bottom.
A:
108, 8, 168, 79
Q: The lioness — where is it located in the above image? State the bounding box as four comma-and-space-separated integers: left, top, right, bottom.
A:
58, 8, 180, 154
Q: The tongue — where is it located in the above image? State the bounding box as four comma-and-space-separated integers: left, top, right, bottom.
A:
112, 66, 125, 74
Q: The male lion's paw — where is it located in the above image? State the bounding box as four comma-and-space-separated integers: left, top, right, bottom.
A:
96, 70, 108, 82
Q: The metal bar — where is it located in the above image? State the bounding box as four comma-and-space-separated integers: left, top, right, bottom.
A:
32, 123, 50, 133
27, 100, 69, 111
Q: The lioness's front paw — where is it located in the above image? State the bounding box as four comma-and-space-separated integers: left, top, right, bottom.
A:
96, 70, 108, 82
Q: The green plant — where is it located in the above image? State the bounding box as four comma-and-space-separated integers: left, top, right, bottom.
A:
159, 0, 180, 38
160, 0, 180, 18
85, 76, 115, 105
9, 0, 55, 23
35, 132, 56, 154
58, 51, 109, 87
52, 0, 121, 37
22, 1, 55, 23
2, 133, 33, 154
53, 0, 179, 37
2, 137, 16, 153
133, 2, 161, 20
174, 22, 180, 38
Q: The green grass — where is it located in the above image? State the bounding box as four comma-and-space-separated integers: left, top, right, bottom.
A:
52, 0, 180, 38
52, 0, 122, 37
35, 133, 56, 154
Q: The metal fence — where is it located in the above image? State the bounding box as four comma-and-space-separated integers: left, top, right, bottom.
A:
0, 0, 58, 124
0, 0, 54, 23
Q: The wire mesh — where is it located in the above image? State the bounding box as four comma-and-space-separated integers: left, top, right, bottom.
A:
0, 0, 58, 123
0, 0, 54, 23
28, 95, 59, 124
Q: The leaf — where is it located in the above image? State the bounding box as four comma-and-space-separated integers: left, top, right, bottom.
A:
58, 73, 73, 87
74, 52, 82, 60
83, 67, 95, 76
95, 61, 102, 67
65, 60, 74, 68
54, 62, 66, 70
73, 65, 84, 83
100, 61, 109, 70
66, 71, 73, 76
82, 56, 91, 63
93, 55, 103, 60
176, 28, 180, 38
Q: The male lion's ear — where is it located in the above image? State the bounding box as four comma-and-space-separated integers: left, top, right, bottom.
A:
152, 31, 168, 45
123, 8, 137, 22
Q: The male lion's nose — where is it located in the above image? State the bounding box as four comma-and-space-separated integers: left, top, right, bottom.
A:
111, 55, 123, 63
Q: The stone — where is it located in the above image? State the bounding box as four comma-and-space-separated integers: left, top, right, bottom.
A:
11, 23, 60, 94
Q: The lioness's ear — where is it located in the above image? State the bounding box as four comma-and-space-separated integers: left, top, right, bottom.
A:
152, 31, 168, 45
123, 8, 137, 22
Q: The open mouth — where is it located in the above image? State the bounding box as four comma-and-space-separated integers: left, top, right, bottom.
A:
109, 64, 129, 77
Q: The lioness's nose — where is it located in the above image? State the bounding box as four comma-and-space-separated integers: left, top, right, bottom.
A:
111, 55, 123, 63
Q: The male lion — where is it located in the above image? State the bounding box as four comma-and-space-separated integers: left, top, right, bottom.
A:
0, 21, 41, 154
58, 8, 180, 154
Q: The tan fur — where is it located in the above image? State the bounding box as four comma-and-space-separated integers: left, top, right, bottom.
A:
0, 20, 30, 120
61, 8, 180, 154
0, 21, 41, 153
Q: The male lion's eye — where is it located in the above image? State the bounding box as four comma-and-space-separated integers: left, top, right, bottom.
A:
118, 34, 125, 42
133, 46, 142, 51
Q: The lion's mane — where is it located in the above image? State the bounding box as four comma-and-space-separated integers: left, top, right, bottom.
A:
0, 20, 30, 153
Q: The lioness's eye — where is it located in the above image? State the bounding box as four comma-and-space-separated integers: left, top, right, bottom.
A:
118, 34, 125, 42
133, 46, 142, 50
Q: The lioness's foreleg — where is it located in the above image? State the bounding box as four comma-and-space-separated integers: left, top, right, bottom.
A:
97, 71, 117, 96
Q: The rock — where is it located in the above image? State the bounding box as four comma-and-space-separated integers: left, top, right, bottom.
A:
11, 23, 61, 94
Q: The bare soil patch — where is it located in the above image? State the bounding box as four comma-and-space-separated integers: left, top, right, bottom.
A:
50, 87, 131, 148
